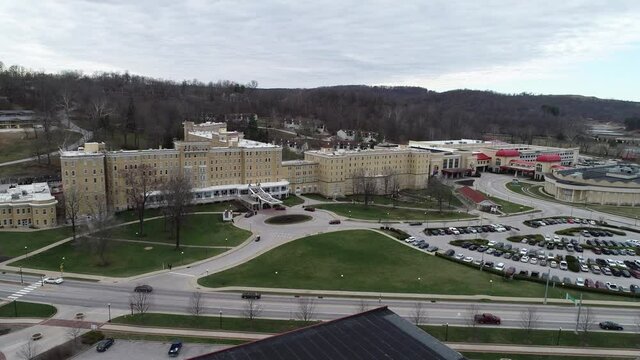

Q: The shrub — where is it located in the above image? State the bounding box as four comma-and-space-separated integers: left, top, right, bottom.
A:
565, 255, 580, 273
80, 330, 104, 345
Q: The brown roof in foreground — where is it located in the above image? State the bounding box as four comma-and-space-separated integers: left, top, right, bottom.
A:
188, 307, 466, 360
457, 186, 487, 204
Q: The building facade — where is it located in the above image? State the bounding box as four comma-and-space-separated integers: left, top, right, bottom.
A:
0, 183, 58, 228
60, 123, 585, 215
544, 164, 640, 206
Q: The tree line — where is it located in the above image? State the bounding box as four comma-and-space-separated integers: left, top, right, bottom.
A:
2, 61, 639, 148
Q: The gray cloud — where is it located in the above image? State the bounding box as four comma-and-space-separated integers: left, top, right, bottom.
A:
1, 0, 639, 95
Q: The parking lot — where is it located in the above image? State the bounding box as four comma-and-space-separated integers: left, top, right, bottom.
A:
73, 340, 227, 360
400, 217, 640, 294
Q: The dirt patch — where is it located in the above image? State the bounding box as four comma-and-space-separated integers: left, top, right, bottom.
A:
144, 246, 153, 250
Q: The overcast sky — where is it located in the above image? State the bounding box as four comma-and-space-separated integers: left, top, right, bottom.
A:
2, 0, 640, 100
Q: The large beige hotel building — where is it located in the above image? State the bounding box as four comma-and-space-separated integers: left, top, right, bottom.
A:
57, 121, 582, 218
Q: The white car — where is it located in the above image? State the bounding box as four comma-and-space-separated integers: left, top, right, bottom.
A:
43, 277, 64, 285
550, 261, 558, 268
449, 227, 460, 235
455, 253, 464, 260
494, 262, 505, 271
559, 261, 568, 271
520, 256, 530, 263
606, 282, 619, 291
529, 257, 538, 265
488, 240, 497, 247
575, 278, 585, 287
519, 248, 528, 255
580, 264, 589, 272
544, 235, 551, 241
463, 256, 473, 263
405, 236, 416, 243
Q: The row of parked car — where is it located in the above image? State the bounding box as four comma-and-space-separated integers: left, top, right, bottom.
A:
404, 236, 439, 253
426, 224, 515, 236
527, 217, 597, 228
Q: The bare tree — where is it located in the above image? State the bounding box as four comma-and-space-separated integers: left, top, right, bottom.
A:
352, 169, 377, 206
295, 297, 316, 322
58, 90, 75, 127
356, 298, 370, 313
123, 164, 157, 236
130, 291, 151, 317
87, 199, 115, 266
66, 325, 82, 347
243, 297, 263, 321
189, 292, 204, 316
161, 173, 193, 249
410, 302, 427, 326
64, 185, 82, 242
466, 304, 480, 340
519, 307, 540, 337
17, 340, 38, 360
577, 306, 595, 342
425, 177, 449, 212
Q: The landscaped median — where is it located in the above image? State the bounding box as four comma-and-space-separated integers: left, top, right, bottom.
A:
108, 312, 640, 354
313, 203, 475, 221
0, 301, 56, 318
197, 230, 623, 300
10, 214, 251, 277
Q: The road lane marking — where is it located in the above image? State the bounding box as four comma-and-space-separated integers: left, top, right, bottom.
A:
3, 281, 42, 301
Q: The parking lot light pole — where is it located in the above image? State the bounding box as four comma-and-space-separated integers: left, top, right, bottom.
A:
108, 303, 111, 322
557, 327, 562, 345
543, 268, 551, 304
219, 310, 222, 329
444, 323, 449, 341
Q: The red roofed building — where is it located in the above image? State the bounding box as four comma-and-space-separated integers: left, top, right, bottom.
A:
474, 153, 491, 172
495, 149, 520, 157
457, 186, 499, 212
536, 154, 561, 162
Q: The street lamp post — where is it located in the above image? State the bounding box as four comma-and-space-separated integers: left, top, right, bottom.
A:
557, 327, 562, 345
60, 257, 65, 277
19, 266, 23, 284
181, 251, 184, 266
24, 246, 28, 259
489, 279, 493, 295
444, 323, 449, 341
108, 303, 111, 322
219, 310, 222, 329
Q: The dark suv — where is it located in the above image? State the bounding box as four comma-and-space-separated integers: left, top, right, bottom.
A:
241, 292, 261, 299
134, 285, 153, 293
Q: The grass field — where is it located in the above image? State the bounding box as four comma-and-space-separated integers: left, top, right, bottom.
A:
112, 313, 318, 333
114, 201, 245, 222
0, 129, 83, 163
108, 214, 251, 247
463, 354, 630, 360
12, 239, 227, 276
0, 301, 57, 318
303, 193, 344, 202
0, 156, 61, 179
0, 226, 73, 258
423, 324, 640, 349
281, 195, 305, 207
479, 192, 534, 214
198, 230, 622, 300
314, 203, 474, 221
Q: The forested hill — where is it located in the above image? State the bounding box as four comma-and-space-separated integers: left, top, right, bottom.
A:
1, 62, 639, 148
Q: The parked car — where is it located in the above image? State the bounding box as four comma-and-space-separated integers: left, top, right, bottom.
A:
606, 282, 619, 292
585, 278, 596, 288
96, 338, 115, 352
599, 321, 623, 331
444, 249, 455, 257
474, 313, 501, 325
168, 341, 183, 357
559, 261, 568, 271
506, 267, 516, 277
329, 219, 341, 225
134, 285, 153, 293
43, 277, 64, 285
575, 277, 585, 287
244, 211, 255, 218
304, 206, 316, 212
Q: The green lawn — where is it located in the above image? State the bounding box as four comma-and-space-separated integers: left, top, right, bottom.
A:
108, 214, 251, 247
479, 192, 534, 214
400, 188, 464, 207
114, 201, 245, 222
0, 301, 57, 318
314, 204, 474, 221
589, 205, 640, 220
0, 226, 74, 258
281, 195, 305, 207
424, 324, 640, 349
198, 230, 621, 300
463, 354, 630, 360
303, 193, 345, 202
346, 194, 457, 210
12, 239, 227, 277
113, 313, 317, 333
0, 129, 83, 163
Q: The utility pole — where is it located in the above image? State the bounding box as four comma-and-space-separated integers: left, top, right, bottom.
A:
543, 268, 551, 304
574, 293, 583, 333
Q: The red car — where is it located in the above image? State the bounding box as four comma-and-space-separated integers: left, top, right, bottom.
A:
474, 313, 501, 325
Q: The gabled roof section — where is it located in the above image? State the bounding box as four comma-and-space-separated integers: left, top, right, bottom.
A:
456, 186, 487, 204
188, 307, 466, 360
474, 152, 491, 161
